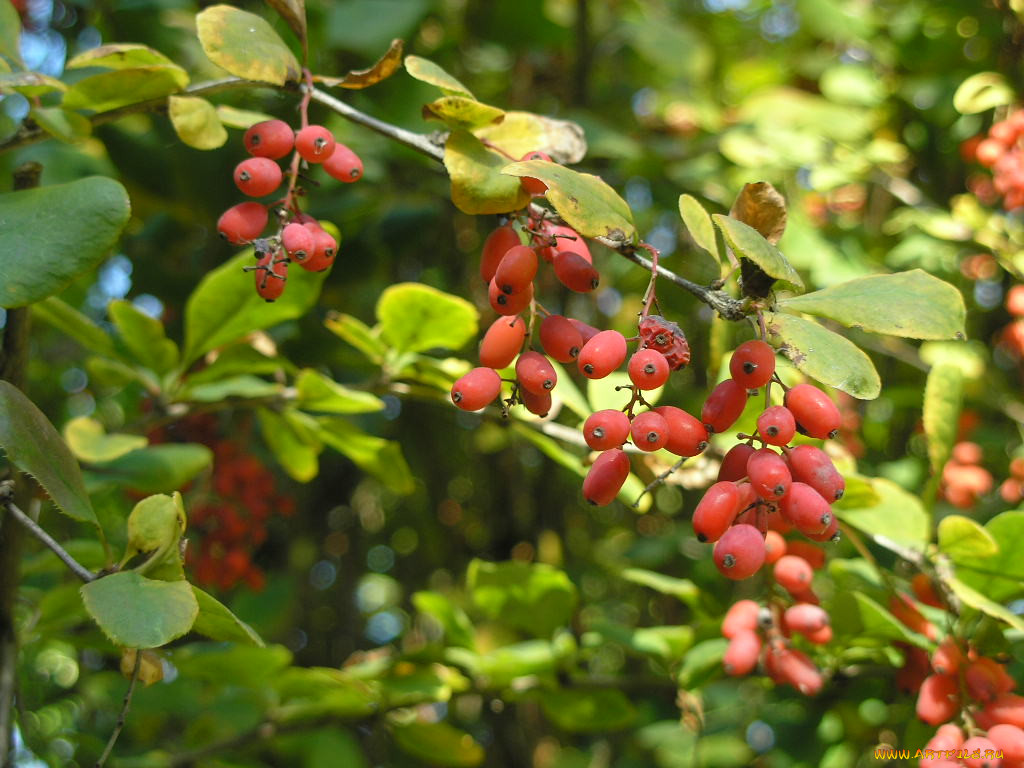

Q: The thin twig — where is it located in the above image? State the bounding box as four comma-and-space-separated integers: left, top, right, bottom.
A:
95, 651, 141, 768
633, 457, 686, 508
0, 482, 96, 583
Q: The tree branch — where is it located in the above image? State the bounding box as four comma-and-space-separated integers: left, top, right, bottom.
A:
95, 651, 141, 768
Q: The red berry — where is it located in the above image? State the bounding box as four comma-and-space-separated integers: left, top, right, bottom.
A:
773, 555, 814, 595
568, 318, 601, 345
322, 142, 363, 182
628, 349, 670, 390
519, 150, 551, 196
960, 736, 1001, 768
718, 443, 756, 482
730, 340, 776, 389
539, 315, 584, 363
926, 723, 965, 754
217, 202, 268, 244
654, 406, 709, 457
234, 157, 282, 197
295, 125, 336, 163
757, 406, 796, 446
785, 444, 845, 501
785, 384, 841, 439
931, 637, 963, 676
986, 693, 1024, 729
692, 481, 742, 542
451, 367, 502, 411
281, 222, 315, 262
783, 603, 829, 636
515, 350, 557, 395
553, 250, 600, 292
805, 514, 840, 543
701, 379, 749, 433
722, 599, 761, 638
494, 245, 538, 294
988, 724, 1024, 762
254, 252, 287, 301
638, 315, 690, 370
583, 409, 631, 451
785, 540, 825, 569
479, 315, 527, 369
713, 524, 765, 580
488, 278, 533, 316
772, 647, 823, 695
763, 529, 786, 564
520, 387, 552, 418
243, 119, 294, 159
1008, 284, 1024, 316
746, 448, 791, 501
297, 226, 337, 272
537, 223, 591, 264
578, 330, 627, 379
916, 673, 960, 726
630, 410, 669, 452
778, 482, 832, 537
977, 138, 1004, 167
966, 657, 1015, 702
723, 630, 761, 676
583, 449, 630, 506
480, 225, 521, 284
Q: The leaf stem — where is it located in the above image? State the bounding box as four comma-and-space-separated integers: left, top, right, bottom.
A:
94, 651, 141, 768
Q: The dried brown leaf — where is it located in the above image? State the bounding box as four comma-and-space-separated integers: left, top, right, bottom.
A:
314, 39, 404, 90
729, 181, 787, 244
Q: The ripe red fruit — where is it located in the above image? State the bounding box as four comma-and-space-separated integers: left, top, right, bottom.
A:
654, 406, 709, 457
701, 379, 748, 433
234, 157, 283, 197
539, 315, 583, 363
479, 315, 527, 369
295, 125, 336, 163
763, 529, 786, 564
553, 250, 600, 292
638, 315, 690, 370
217, 202, 268, 244
578, 330, 627, 379
1008, 285, 1024, 317
718, 443, 756, 482
582, 409, 631, 451
925, 723, 964, 754
785, 384, 842, 439
966, 657, 1015, 702
254, 253, 287, 301
567, 318, 600, 345
534, 221, 589, 263
723, 630, 761, 676
281, 222, 315, 262
986, 693, 1024, 729
916, 673, 960, 726
298, 226, 337, 272
785, 540, 825, 569
713, 524, 766, 580
628, 349, 670, 390
519, 150, 551, 196
480, 225, 521, 283
757, 406, 796, 446
889, 593, 938, 640
515, 351, 557, 395
930, 637, 963, 676
692, 481, 742, 542
783, 603, 829, 636
494, 245, 539, 294
747, 448, 791, 500
779, 482, 832, 537
977, 138, 1005, 167
583, 449, 630, 506
630, 410, 669, 452
451, 367, 502, 411
960, 736, 1001, 768
988, 724, 1024, 761
488, 278, 533, 315
243, 119, 294, 159
785, 444, 845, 501
520, 387, 552, 418
803, 624, 832, 645
730, 340, 776, 389
805, 514, 840, 542
991, 119, 1019, 145
721, 599, 760, 638
774, 554, 814, 595
322, 142, 363, 182
772, 648, 823, 695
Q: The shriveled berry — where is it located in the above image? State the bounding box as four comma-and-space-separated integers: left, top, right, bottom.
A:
254, 253, 287, 301
628, 349, 670, 390
718, 443, 756, 482
630, 410, 669, 452
479, 315, 527, 369
785, 383, 842, 439
713, 524, 766, 580
638, 315, 690, 370
217, 202, 268, 244
757, 405, 796, 446
480, 225, 521, 284
746, 448, 791, 500
654, 406, 708, 457
515, 350, 557, 395
295, 125, 336, 163
234, 157, 283, 197
281, 221, 315, 262
244, 119, 294, 159
730, 340, 776, 389
494, 245, 538, 294
578, 330, 627, 379
583, 449, 630, 506
451, 367, 501, 411
553, 250, 600, 292
323, 142, 363, 182
583, 409, 631, 451
702, 379, 748, 433
692, 481, 742, 542
539, 315, 583, 363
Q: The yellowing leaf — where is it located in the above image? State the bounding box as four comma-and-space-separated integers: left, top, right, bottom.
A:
168, 95, 228, 150
404, 55, 473, 97
444, 130, 531, 215
196, 5, 300, 86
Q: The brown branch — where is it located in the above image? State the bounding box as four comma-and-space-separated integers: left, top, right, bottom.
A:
95, 651, 141, 768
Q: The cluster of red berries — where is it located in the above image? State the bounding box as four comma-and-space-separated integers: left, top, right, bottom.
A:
941, 441, 994, 509
689, 340, 845, 579
215, 119, 363, 301
999, 457, 1024, 506
970, 112, 1024, 210
1000, 285, 1024, 360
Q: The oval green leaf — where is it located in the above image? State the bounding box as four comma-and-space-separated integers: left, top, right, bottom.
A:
191, 586, 265, 646
834, 477, 929, 552
32, 297, 115, 357
938, 514, 998, 561
946, 577, 1024, 632
0, 381, 97, 525
954, 72, 1015, 115
0, 176, 130, 309
678, 194, 721, 264
64, 416, 147, 464
712, 214, 803, 290
109, 299, 179, 374
257, 408, 321, 483
29, 106, 91, 143
404, 55, 473, 97
958, 512, 1024, 601
95, 443, 213, 494
474, 111, 587, 164
67, 43, 180, 71
215, 104, 274, 129
315, 416, 414, 495
0, 0, 23, 67
393, 721, 483, 767
62, 66, 189, 111
294, 369, 384, 414
423, 95, 504, 131
376, 282, 478, 353
764, 312, 880, 399
196, 5, 300, 86
168, 95, 228, 150
0, 71, 66, 96
923, 362, 963, 476
444, 130, 532, 215
81, 572, 198, 648
777, 270, 966, 340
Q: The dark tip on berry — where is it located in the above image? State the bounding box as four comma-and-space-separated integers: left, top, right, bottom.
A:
827, 428, 840, 439
829, 531, 842, 543
592, 427, 605, 439
766, 426, 779, 436
722, 554, 736, 568
583, 363, 594, 374
264, 298, 275, 303
543, 379, 554, 390
590, 277, 600, 289
696, 533, 707, 542
643, 364, 656, 375
645, 431, 659, 443
452, 391, 463, 403
834, 489, 844, 500
820, 513, 832, 526
586, 498, 597, 506
496, 294, 508, 305
569, 346, 580, 359
697, 440, 709, 452
773, 484, 785, 497
702, 423, 715, 434
500, 284, 513, 294
743, 361, 758, 374
655, 333, 668, 345
758, 607, 773, 628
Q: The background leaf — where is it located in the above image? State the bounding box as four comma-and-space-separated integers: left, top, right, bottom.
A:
168, 95, 228, 150
923, 363, 963, 476
938, 515, 998, 560
404, 55, 473, 97
729, 181, 787, 244
953, 72, 1015, 114
835, 477, 930, 552
94, 444, 213, 493
108, 299, 179, 374
64, 416, 147, 464
538, 689, 637, 733
376, 283, 478, 354
474, 111, 587, 164
467, 560, 578, 638
62, 67, 188, 111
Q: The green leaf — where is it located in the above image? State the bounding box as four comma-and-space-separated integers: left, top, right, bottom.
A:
423, 96, 504, 130
678, 194, 721, 264
923, 363, 963, 476
295, 369, 383, 414
677, 638, 728, 689
393, 722, 483, 768
946, 577, 1024, 632
954, 72, 1015, 115
0, 381, 97, 525
66, 43, 181, 71
467, 559, 578, 638
124, 493, 185, 558
712, 215, 803, 291
444, 130, 532, 215
448, 639, 569, 687
404, 55, 473, 97
95, 444, 212, 493
325, 312, 387, 363
412, 591, 475, 649
539, 689, 636, 733
182, 249, 327, 365
273, 667, 379, 722
168, 95, 228, 150
182, 342, 286, 386
502, 159, 636, 245
0, 0, 23, 67
190, 586, 265, 647
473, 111, 587, 165
62, 67, 189, 111
958, 512, 1024, 601
179, 374, 282, 403
174, 644, 291, 686
80, 572, 198, 648
315, 416, 415, 494
32, 297, 115, 357
257, 408, 321, 483
379, 663, 469, 707
630, 626, 694, 661
835, 477, 929, 553
30, 106, 91, 143
64, 416, 147, 464
620, 568, 699, 605
830, 591, 931, 648
0, 177, 131, 309
376, 282, 478, 354
215, 104, 274, 129
0, 71, 66, 96
196, 5, 300, 86
764, 312, 880, 399
777, 270, 966, 340
938, 514, 998, 561
108, 299, 179, 375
